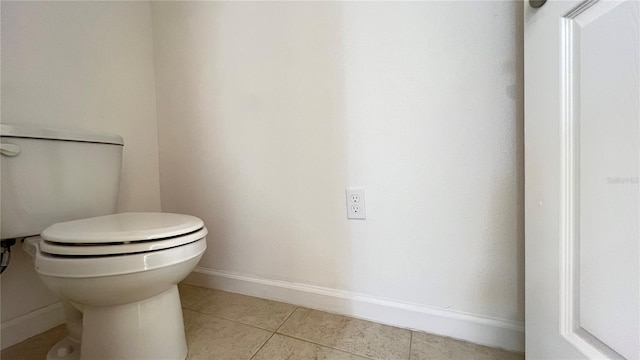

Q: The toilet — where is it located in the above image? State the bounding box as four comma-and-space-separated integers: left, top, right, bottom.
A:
0, 124, 207, 360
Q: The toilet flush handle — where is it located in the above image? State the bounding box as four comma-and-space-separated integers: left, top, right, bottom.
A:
0, 143, 20, 157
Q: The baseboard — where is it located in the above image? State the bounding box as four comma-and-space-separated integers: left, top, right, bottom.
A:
1, 302, 65, 350
185, 267, 524, 352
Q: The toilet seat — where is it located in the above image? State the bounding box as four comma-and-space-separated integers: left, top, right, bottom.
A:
40, 227, 208, 256
31, 236, 207, 278
40, 212, 207, 256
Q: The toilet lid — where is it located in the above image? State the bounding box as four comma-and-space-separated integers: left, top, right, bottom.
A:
41, 212, 204, 244
39, 213, 206, 256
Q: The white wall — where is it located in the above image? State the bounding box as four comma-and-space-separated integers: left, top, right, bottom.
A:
1, 1, 161, 347
152, 1, 524, 350
0, 0, 524, 351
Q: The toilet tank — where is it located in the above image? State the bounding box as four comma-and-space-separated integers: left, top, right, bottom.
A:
1, 124, 124, 240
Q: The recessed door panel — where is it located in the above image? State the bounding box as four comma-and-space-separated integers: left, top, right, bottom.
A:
577, 1, 639, 359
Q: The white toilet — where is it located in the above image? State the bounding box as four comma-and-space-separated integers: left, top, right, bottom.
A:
0, 124, 207, 360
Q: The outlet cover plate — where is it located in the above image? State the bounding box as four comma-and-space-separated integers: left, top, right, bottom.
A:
346, 188, 366, 220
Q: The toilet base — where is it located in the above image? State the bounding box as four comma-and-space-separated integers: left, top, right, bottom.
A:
80, 285, 187, 360
46, 336, 81, 360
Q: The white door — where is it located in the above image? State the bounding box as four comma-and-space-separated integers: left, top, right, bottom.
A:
525, 0, 639, 358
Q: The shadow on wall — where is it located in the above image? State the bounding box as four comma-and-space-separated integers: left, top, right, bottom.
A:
515, 0, 525, 326
152, 1, 353, 295
469, 0, 525, 323
0, 246, 60, 326
152, 0, 525, 344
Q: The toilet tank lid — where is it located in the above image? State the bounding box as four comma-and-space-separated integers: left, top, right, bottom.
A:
0, 124, 124, 145
41, 213, 205, 243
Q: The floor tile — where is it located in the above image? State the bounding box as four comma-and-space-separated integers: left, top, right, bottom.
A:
410, 331, 524, 360
183, 309, 272, 360
1, 325, 66, 360
252, 334, 369, 360
179, 283, 214, 310
278, 308, 411, 360
195, 288, 297, 331
183, 307, 205, 333
3, 287, 524, 360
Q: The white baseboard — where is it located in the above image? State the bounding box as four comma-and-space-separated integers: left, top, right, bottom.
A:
1, 302, 65, 350
185, 267, 524, 352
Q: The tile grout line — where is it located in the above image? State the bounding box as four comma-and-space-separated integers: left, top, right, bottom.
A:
275, 333, 376, 360
249, 306, 299, 360
182, 285, 301, 333
270, 306, 376, 358
408, 331, 413, 360
248, 332, 275, 360
186, 287, 428, 343
182, 291, 280, 360
274, 306, 299, 333
182, 288, 510, 359
184, 306, 286, 333
179, 284, 214, 312
273, 307, 411, 360
183, 289, 417, 360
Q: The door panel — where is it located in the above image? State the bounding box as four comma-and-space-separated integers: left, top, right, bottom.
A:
576, 1, 639, 358
525, 0, 640, 358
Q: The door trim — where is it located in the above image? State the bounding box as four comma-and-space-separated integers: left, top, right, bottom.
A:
558, 1, 627, 358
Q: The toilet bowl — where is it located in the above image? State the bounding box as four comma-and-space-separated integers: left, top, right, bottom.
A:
1, 124, 209, 359
24, 212, 208, 360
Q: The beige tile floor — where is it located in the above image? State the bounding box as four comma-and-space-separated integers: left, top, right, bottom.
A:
2, 284, 524, 360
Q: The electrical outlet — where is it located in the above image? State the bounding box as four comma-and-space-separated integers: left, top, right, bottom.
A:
346, 188, 366, 219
